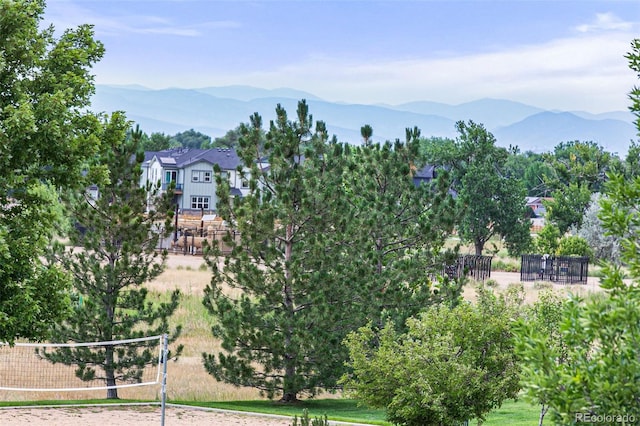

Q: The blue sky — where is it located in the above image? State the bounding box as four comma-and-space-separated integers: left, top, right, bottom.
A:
44, 0, 640, 113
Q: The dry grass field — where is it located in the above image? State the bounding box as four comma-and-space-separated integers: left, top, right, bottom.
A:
0, 252, 605, 405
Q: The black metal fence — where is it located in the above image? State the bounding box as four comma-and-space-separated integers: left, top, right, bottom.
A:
520, 254, 589, 285
444, 255, 493, 281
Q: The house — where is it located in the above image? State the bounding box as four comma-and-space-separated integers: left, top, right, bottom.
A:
526, 196, 552, 232
525, 196, 551, 218
412, 164, 437, 187
141, 147, 252, 215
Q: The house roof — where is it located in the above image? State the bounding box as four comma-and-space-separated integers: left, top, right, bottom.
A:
149, 148, 242, 170
414, 164, 436, 180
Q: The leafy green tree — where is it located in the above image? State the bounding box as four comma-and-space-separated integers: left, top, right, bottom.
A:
504, 150, 555, 197
621, 140, 640, 180
171, 128, 212, 148
544, 182, 591, 234
0, 0, 104, 343
149, 132, 176, 150
45, 112, 183, 399
514, 290, 569, 426
127, 124, 177, 151
541, 140, 615, 233
542, 140, 612, 193
534, 223, 561, 255
342, 288, 521, 426
514, 39, 640, 423
212, 125, 244, 149
425, 121, 531, 255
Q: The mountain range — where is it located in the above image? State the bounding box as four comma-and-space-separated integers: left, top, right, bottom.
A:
91, 85, 638, 155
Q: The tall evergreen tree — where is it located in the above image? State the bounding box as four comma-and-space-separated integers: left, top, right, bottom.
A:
203, 101, 351, 402
341, 128, 459, 330
45, 112, 182, 399
202, 101, 460, 402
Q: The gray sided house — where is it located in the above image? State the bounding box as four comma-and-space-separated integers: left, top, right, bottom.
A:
141, 148, 250, 215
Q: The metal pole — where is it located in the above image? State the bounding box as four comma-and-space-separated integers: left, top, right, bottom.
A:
161, 333, 168, 426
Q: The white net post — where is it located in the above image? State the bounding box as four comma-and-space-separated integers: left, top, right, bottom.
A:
161, 333, 168, 426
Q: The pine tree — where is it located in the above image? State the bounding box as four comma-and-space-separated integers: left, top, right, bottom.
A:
203, 101, 459, 402
203, 101, 350, 402
45, 112, 182, 399
340, 128, 460, 331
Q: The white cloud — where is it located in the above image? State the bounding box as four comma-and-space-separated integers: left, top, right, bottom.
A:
200, 25, 636, 113
44, 2, 239, 38
575, 12, 634, 33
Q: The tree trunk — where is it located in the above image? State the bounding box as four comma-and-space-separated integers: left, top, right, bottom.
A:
279, 391, 298, 403
281, 223, 298, 403
539, 404, 548, 426
474, 239, 484, 256
105, 346, 118, 399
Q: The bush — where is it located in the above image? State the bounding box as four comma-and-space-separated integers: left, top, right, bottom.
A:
484, 279, 499, 288
533, 281, 553, 290
504, 283, 525, 306
557, 235, 594, 261
492, 259, 520, 272
342, 290, 521, 426
290, 409, 329, 426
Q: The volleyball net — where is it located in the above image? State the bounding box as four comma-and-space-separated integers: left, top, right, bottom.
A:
0, 334, 166, 393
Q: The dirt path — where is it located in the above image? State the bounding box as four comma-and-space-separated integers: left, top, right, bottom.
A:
0, 405, 294, 426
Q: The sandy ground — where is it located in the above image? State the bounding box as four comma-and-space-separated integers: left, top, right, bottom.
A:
0, 404, 296, 426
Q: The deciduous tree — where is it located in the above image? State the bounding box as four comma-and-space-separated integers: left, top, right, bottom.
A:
0, 0, 104, 343
423, 121, 531, 255
514, 290, 569, 426
342, 288, 521, 426
514, 39, 640, 423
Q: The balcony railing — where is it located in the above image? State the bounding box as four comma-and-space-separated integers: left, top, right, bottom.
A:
162, 182, 183, 193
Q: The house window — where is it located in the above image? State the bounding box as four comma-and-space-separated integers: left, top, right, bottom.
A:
241, 178, 250, 189
220, 171, 229, 180
191, 196, 210, 210
165, 170, 177, 183
192, 170, 212, 183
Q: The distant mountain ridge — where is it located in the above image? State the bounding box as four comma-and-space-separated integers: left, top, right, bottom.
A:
91, 85, 637, 155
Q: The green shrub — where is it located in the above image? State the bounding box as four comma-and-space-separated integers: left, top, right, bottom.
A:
533, 281, 553, 290
504, 282, 525, 306
557, 235, 594, 261
492, 259, 520, 272
484, 279, 499, 288
290, 409, 329, 426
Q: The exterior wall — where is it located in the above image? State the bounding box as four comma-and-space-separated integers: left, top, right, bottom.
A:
182, 161, 216, 214
148, 159, 163, 190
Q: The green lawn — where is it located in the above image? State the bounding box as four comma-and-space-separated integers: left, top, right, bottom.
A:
0, 398, 542, 425
176, 398, 542, 425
